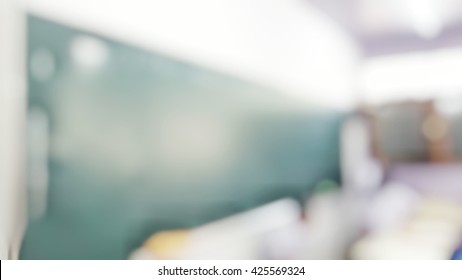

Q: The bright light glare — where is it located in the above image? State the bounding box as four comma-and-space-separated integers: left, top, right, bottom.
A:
402, 0, 444, 39
361, 47, 462, 104
71, 35, 109, 69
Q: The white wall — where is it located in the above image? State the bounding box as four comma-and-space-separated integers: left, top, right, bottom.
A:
26, 0, 361, 109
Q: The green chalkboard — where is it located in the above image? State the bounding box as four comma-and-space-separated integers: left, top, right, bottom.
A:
21, 15, 344, 259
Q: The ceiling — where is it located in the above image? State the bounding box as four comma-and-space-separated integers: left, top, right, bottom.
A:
309, 0, 462, 56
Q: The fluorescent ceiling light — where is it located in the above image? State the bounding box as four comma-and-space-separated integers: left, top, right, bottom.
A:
402, 0, 444, 39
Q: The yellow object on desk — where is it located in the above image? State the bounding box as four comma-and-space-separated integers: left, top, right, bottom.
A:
142, 229, 191, 259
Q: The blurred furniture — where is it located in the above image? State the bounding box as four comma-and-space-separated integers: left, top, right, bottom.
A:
364, 99, 462, 201
348, 99, 462, 259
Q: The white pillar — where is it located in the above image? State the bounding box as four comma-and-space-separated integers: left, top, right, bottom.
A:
0, 0, 27, 260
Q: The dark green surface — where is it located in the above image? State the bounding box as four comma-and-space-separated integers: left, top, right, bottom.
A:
21, 15, 345, 259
